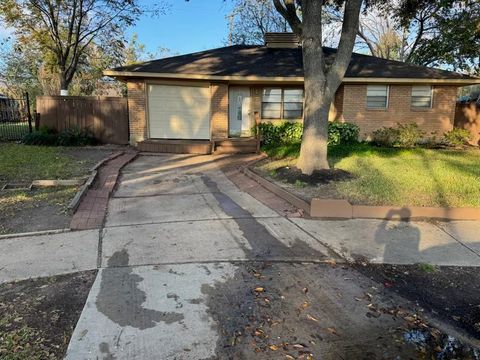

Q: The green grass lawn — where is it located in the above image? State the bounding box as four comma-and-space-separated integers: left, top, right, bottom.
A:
0, 143, 88, 183
260, 142, 480, 208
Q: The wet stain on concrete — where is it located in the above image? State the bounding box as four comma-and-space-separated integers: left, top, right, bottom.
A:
96, 249, 184, 329
99, 342, 116, 360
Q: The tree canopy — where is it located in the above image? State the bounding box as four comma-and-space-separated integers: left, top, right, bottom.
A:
0, 0, 164, 94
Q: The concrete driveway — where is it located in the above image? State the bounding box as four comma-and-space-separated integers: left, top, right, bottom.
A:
65, 154, 475, 359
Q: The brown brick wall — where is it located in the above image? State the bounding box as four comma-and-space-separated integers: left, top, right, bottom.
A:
127, 80, 147, 145
210, 82, 229, 139
342, 84, 458, 138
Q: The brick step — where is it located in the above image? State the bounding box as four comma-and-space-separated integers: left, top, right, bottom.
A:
215, 138, 257, 147
214, 145, 257, 154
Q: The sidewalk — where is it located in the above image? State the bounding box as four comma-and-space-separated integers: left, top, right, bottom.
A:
293, 218, 480, 266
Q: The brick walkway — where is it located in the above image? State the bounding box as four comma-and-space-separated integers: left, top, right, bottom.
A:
220, 156, 304, 218
70, 152, 137, 230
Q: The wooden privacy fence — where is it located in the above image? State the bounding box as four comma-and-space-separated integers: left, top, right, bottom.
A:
36, 96, 129, 144
454, 102, 480, 146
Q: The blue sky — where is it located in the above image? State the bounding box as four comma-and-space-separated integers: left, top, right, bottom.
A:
129, 0, 234, 56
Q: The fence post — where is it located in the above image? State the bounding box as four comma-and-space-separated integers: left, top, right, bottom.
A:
25, 92, 32, 133
34, 111, 40, 131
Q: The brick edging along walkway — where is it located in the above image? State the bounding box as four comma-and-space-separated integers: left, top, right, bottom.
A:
70, 152, 138, 230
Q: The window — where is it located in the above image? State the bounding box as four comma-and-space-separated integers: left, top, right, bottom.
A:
262, 88, 282, 119
366, 85, 389, 109
411, 86, 433, 108
283, 89, 303, 118
262, 88, 304, 119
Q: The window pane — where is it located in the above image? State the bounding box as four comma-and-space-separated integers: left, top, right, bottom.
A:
412, 86, 431, 97
366, 85, 388, 108
367, 85, 388, 97
412, 97, 431, 108
262, 102, 281, 119
262, 88, 282, 102
412, 86, 432, 107
284, 89, 303, 102
283, 102, 303, 111
283, 110, 303, 119
367, 96, 387, 108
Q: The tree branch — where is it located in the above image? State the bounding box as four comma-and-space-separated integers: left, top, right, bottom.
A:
272, 0, 302, 35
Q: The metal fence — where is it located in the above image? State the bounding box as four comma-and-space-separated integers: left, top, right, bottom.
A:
0, 93, 33, 141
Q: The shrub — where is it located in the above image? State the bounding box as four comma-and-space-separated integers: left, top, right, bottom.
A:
396, 123, 425, 147
57, 128, 96, 146
328, 121, 359, 145
371, 127, 400, 147
256, 121, 303, 145
443, 128, 473, 147
257, 120, 359, 146
372, 123, 426, 148
22, 131, 58, 146
23, 127, 96, 146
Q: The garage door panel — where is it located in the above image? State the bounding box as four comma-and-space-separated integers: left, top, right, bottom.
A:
148, 84, 211, 139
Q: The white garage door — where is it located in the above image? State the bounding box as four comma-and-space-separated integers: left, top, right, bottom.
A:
147, 84, 211, 139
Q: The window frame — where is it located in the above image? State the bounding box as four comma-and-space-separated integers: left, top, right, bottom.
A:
411, 85, 433, 109
366, 85, 389, 110
261, 87, 304, 120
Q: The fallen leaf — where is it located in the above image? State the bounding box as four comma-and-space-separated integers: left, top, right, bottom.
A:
285, 355, 295, 360
302, 287, 308, 294
326, 327, 340, 336
268, 344, 279, 351
306, 314, 318, 322
300, 301, 310, 309
254, 287, 264, 293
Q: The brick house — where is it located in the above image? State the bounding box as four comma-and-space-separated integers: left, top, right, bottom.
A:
105, 33, 480, 153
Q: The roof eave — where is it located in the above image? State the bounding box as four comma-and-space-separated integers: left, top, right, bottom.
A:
103, 70, 480, 85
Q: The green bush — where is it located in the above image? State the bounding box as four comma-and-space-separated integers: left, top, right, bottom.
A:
256, 121, 303, 145
371, 127, 400, 147
57, 128, 96, 146
23, 127, 96, 146
443, 128, 473, 147
396, 123, 425, 147
22, 131, 58, 145
372, 123, 426, 148
257, 120, 359, 146
328, 121, 359, 145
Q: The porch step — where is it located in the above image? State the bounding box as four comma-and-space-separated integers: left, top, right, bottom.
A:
137, 139, 213, 154
214, 138, 258, 154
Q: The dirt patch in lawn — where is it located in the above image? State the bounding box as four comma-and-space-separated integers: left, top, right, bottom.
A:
275, 166, 354, 185
0, 271, 96, 359
253, 160, 349, 202
354, 263, 480, 339
63, 146, 119, 168
0, 187, 77, 234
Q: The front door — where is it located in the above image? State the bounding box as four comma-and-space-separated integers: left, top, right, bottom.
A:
228, 87, 251, 137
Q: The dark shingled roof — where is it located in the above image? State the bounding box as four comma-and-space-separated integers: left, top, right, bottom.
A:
112, 45, 476, 80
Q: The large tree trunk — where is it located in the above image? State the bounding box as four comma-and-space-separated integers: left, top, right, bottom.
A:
296, 0, 333, 174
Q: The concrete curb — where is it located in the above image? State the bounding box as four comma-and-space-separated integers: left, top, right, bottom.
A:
89, 151, 125, 172
242, 167, 311, 214
68, 170, 97, 212
0, 228, 71, 240
245, 164, 480, 221
68, 151, 125, 213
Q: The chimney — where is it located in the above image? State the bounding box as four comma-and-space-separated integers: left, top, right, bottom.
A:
264, 32, 300, 48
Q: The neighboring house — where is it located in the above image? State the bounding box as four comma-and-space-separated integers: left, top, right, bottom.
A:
104, 33, 480, 153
